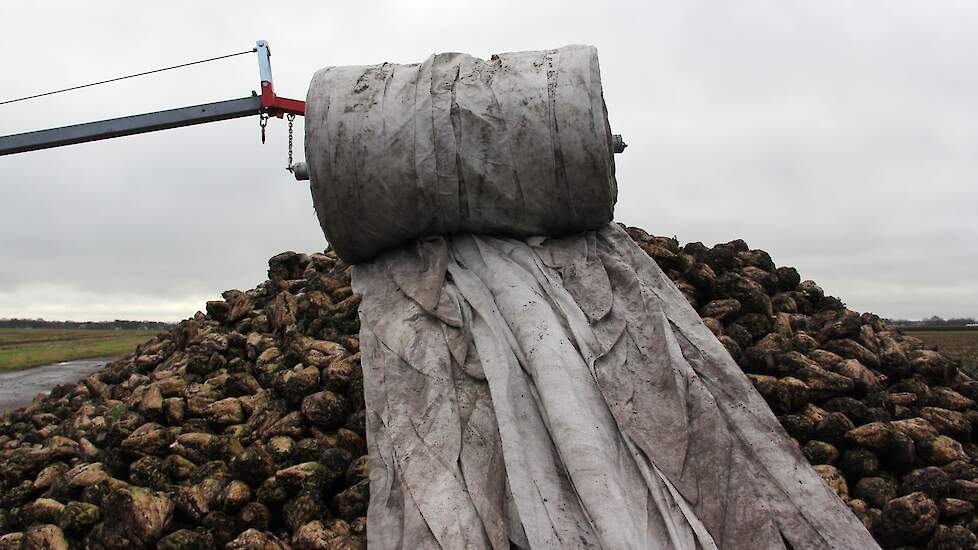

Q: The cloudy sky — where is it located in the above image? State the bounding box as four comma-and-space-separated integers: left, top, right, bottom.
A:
1, 0, 975, 322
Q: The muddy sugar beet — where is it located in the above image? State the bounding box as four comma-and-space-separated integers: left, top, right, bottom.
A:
0, 228, 974, 549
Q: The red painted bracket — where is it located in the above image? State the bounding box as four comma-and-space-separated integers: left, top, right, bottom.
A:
260, 81, 304, 118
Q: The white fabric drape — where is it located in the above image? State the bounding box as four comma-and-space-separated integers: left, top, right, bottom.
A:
353, 224, 880, 550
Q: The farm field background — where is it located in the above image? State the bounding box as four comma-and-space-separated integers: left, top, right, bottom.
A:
0, 325, 973, 376
904, 326, 978, 372
0, 328, 157, 370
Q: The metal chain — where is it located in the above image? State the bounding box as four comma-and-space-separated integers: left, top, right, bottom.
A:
286, 113, 296, 171
259, 113, 269, 144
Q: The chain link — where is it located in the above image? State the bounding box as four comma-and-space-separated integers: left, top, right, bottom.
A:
286, 113, 296, 172
259, 113, 269, 144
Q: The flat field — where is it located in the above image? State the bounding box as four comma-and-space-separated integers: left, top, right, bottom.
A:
0, 328, 156, 370
904, 327, 978, 372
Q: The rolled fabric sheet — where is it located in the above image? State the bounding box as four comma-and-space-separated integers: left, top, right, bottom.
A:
305, 45, 617, 264
308, 42, 880, 550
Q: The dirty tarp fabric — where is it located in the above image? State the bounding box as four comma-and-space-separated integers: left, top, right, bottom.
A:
307, 40, 877, 550
353, 223, 881, 550
305, 45, 617, 264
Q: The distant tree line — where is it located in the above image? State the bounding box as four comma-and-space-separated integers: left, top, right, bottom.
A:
0, 318, 175, 331
887, 316, 978, 328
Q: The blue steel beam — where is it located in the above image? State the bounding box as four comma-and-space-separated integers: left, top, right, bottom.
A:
0, 95, 263, 156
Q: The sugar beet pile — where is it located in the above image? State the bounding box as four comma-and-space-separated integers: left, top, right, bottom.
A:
0, 227, 975, 550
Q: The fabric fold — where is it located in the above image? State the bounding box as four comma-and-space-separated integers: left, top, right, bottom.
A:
354, 223, 880, 550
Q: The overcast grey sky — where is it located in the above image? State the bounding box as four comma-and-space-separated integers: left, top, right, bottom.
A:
1, 0, 975, 322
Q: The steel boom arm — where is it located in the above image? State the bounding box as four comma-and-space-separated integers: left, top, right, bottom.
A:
0, 95, 263, 156
0, 40, 305, 157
